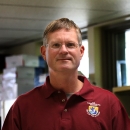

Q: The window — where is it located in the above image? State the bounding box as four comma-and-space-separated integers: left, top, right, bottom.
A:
125, 30, 130, 86
78, 39, 89, 78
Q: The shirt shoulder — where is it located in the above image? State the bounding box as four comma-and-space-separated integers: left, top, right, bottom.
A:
92, 85, 120, 103
15, 85, 44, 106
80, 76, 119, 103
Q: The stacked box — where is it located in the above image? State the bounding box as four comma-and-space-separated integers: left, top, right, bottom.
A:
3, 66, 46, 96
0, 74, 2, 84
39, 55, 46, 68
2, 54, 48, 98
5, 54, 39, 68
0, 74, 2, 100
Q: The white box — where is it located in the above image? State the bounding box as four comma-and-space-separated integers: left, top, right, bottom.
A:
1, 99, 16, 127
2, 79, 16, 88
5, 54, 39, 68
3, 66, 44, 79
1, 83, 17, 100
3, 68, 17, 80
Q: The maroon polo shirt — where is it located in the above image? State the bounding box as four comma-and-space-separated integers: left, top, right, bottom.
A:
2, 76, 130, 130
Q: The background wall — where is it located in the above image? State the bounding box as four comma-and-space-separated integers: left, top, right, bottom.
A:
3, 41, 42, 56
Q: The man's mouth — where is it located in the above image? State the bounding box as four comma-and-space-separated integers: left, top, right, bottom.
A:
57, 58, 71, 61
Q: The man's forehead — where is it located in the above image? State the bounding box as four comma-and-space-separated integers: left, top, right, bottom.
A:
48, 33, 78, 42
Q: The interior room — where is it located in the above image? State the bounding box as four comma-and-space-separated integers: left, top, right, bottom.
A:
0, 0, 130, 128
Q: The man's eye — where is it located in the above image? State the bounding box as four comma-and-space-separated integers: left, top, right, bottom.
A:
52, 43, 60, 48
67, 43, 75, 48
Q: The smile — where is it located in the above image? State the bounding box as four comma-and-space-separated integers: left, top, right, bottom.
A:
57, 58, 71, 61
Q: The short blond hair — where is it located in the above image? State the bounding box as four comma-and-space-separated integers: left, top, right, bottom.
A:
43, 18, 82, 46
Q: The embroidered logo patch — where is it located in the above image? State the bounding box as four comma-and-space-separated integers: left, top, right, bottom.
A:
86, 102, 100, 117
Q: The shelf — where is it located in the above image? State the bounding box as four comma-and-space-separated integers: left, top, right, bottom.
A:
113, 86, 130, 93
113, 86, 130, 116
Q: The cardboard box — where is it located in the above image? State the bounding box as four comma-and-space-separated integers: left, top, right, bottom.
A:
17, 84, 34, 96
0, 74, 2, 83
17, 67, 44, 79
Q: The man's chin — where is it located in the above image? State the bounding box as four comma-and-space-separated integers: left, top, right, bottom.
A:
57, 66, 77, 72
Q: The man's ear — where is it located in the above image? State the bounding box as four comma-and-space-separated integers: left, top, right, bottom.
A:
40, 45, 46, 61
80, 45, 85, 60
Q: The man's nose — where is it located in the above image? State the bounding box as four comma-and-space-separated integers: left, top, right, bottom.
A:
59, 44, 68, 53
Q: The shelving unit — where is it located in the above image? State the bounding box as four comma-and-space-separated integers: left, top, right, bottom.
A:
113, 86, 130, 116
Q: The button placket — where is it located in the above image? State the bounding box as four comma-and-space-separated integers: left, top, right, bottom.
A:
64, 109, 67, 112
58, 91, 61, 94
62, 99, 66, 102
57, 91, 67, 103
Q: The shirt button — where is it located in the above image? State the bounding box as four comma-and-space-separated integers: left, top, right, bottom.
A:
64, 109, 67, 112
58, 91, 61, 94
62, 99, 65, 102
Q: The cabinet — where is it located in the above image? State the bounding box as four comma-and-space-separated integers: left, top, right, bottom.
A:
113, 86, 130, 116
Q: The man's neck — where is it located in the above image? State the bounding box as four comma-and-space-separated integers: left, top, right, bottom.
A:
49, 71, 83, 93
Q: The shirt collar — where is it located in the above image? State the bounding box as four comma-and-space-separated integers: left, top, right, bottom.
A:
75, 76, 94, 100
42, 76, 56, 98
42, 76, 94, 100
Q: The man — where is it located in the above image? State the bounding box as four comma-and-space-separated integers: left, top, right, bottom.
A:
2, 18, 130, 130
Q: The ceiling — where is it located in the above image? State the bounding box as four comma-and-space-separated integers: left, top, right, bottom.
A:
0, 0, 130, 49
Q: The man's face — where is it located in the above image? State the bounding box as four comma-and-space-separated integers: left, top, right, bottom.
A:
41, 28, 84, 73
